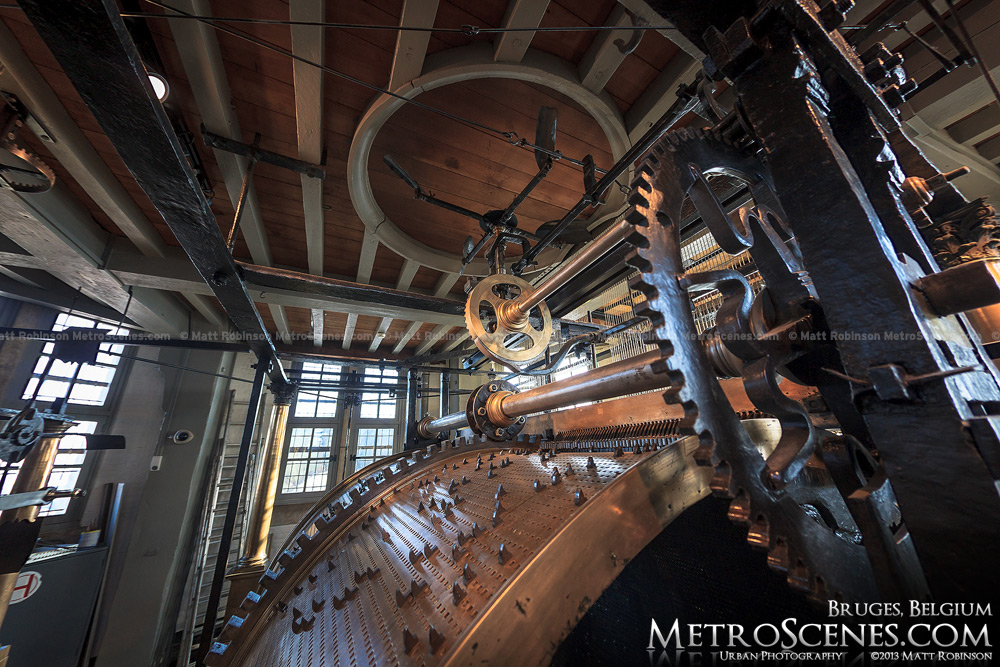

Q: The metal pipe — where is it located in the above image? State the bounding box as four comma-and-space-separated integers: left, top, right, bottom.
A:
421, 350, 667, 435
514, 218, 631, 315
424, 410, 471, 434
501, 349, 664, 415
227, 133, 261, 251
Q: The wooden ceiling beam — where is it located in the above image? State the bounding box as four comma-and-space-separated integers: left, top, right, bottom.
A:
615, 0, 705, 60
393, 272, 459, 353
0, 20, 224, 328
0, 22, 164, 258
389, 0, 441, 90
343, 230, 379, 349
290, 0, 326, 347
0, 271, 137, 325
624, 54, 701, 143
903, 116, 1000, 203
369, 258, 419, 352
947, 102, 1000, 146
493, 0, 550, 63
167, 0, 292, 342
0, 186, 189, 334
578, 5, 634, 93
414, 323, 451, 356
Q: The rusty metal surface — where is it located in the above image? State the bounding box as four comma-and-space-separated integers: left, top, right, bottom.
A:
202, 419, 805, 666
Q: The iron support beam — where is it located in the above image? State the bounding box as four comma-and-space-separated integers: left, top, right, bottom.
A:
238, 263, 464, 324
17, 0, 286, 383
201, 129, 325, 180
196, 359, 268, 662
440, 370, 451, 417
405, 368, 420, 449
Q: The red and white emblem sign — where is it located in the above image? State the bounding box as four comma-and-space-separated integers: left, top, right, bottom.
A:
9, 571, 42, 604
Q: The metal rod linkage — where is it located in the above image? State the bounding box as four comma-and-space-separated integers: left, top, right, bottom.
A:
497, 219, 633, 333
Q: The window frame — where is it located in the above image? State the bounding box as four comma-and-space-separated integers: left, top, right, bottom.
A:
276, 362, 403, 503
0, 311, 136, 526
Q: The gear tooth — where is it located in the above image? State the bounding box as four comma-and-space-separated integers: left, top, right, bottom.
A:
747, 513, 771, 550
633, 307, 663, 331
727, 489, 751, 525
622, 227, 648, 248
768, 537, 790, 572
695, 441, 719, 466
626, 254, 653, 275
696, 430, 720, 468
628, 192, 650, 210
787, 557, 812, 592
627, 273, 657, 297
811, 575, 829, 602
635, 162, 655, 179
709, 460, 733, 493
650, 359, 672, 375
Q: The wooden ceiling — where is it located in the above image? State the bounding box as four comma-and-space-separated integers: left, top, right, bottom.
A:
0, 0, 700, 355
2, 1, 998, 356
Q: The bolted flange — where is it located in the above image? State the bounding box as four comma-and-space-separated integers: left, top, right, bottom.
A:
465, 381, 524, 442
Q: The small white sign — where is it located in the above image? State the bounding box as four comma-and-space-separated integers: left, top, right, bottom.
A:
9, 570, 42, 604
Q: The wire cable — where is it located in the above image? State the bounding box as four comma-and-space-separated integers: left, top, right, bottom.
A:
115, 10, 679, 34
134, 0, 624, 181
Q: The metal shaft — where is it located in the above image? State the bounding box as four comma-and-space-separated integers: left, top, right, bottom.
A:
422, 350, 667, 435
514, 219, 630, 315
426, 410, 473, 434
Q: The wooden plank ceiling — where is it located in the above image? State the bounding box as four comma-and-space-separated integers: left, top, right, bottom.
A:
0, 0, 692, 355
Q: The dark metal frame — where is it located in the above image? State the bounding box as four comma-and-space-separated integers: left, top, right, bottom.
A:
18, 0, 286, 386
647, 0, 1000, 601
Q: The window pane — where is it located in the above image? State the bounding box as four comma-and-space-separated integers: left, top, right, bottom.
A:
293, 362, 340, 417
305, 460, 329, 492
281, 427, 335, 494
22, 313, 128, 406
355, 428, 394, 472
282, 461, 306, 493
294, 396, 317, 418
358, 369, 397, 420
37, 420, 96, 517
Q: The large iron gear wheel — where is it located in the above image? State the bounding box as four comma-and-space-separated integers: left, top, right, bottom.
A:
624, 127, 879, 602
0, 140, 56, 193
204, 424, 783, 667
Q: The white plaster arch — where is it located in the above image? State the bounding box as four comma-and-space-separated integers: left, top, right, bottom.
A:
348, 44, 632, 277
